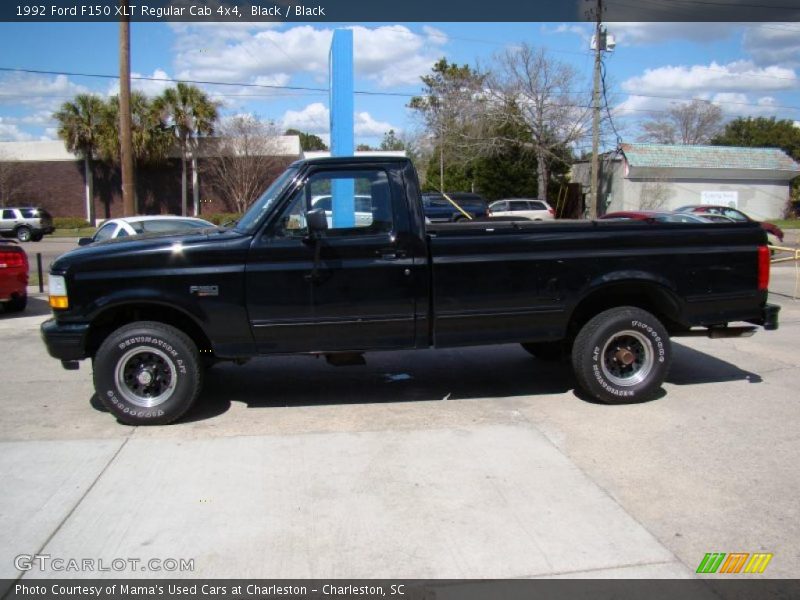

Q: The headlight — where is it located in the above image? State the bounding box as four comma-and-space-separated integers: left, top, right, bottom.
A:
48, 274, 68, 309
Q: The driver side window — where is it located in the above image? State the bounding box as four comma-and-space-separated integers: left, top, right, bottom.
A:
272, 168, 393, 238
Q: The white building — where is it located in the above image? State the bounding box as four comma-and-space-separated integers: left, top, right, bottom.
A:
571, 143, 800, 220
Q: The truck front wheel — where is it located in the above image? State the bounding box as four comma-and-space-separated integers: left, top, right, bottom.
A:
571, 306, 671, 404
93, 321, 203, 425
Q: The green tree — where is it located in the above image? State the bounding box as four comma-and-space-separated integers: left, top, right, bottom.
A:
380, 129, 405, 151
712, 117, 800, 160
98, 92, 172, 167
53, 94, 107, 223
409, 58, 487, 190
285, 128, 328, 151
155, 83, 219, 216
712, 116, 800, 206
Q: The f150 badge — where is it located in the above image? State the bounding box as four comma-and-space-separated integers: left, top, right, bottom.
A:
189, 285, 219, 297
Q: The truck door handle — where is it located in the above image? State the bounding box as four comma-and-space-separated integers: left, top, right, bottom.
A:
378, 249, 407, 260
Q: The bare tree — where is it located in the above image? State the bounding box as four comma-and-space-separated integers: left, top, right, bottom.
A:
638, 99, 723, 145
485, 44, 592, 202
637, 169, 673, 210
0, 149, 28, 208
204, 115, 284, 214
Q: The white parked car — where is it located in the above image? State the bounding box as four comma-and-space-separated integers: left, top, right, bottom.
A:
488, 199, 555, 221
79, 216, 215, 246
311, 195, 375, 228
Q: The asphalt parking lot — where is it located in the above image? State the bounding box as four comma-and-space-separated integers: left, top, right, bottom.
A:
1, 257, 798, 584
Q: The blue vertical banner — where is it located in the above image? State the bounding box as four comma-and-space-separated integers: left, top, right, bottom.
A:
329, 28, 355, 228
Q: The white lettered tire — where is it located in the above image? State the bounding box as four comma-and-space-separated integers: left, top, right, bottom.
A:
571, 306, 671, 404
93, 321, 203, 425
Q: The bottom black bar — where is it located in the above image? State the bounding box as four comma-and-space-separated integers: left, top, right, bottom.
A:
2, 579, 799, 600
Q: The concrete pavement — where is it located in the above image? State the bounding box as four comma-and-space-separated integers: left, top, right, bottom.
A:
0, 270, 798, 583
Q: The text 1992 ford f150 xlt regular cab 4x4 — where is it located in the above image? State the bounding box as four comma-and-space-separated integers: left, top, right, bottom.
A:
41, 157, 779, 425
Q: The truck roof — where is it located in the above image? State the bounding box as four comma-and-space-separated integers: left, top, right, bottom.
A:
290, 155, 412, 168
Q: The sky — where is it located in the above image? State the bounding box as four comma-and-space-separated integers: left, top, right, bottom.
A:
0, 20, 798, 151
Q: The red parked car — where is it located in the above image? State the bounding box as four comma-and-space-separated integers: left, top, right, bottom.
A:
676, 205, 784, 242
0, 240, 28, 312
599, 210, 712, 223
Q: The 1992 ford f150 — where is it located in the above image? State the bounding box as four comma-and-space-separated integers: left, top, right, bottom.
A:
41, 157, 779, 425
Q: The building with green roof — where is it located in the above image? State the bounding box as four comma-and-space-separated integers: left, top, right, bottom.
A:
571, 143, 799, 219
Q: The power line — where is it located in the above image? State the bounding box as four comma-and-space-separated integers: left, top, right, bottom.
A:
3, 66, 798, 112
0, 66, 416, 98
601, 59, 623, 144
2, 64, 799, 127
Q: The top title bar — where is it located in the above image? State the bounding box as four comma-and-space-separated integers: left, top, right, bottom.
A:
3, 0, 800, 22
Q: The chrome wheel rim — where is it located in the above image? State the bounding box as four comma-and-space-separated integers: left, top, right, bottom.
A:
600, 329, 654, 387
114, 347, 177, 408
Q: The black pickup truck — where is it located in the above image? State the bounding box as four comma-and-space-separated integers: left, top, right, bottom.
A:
41, 156, 779, 425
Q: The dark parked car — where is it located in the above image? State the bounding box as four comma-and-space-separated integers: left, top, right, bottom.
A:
0, 240, 28, 312
676, 205, 784, 242
41, 156, 778, 425
421, 192, 488, 222
0, 207, 55, 242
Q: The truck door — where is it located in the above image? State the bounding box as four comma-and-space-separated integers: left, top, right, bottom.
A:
246, 166, 417, 353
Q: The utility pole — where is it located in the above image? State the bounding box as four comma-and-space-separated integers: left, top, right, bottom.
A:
119, 0, 136, 216
589, 0, 603, 220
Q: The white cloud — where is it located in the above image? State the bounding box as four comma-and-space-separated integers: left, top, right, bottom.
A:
282, 102, 329, 134
355, 112, 396, 137
105, 68, 174, 97
41, 127, 58, 140
622, 60, 797, 95
744, 23, 800, 67
172, 24, 444, 91
20, 110, 55, 126
0, 73, 89, 111
615, 92, 784, 120
0, 117, 33, 141
281, 102, 398, 139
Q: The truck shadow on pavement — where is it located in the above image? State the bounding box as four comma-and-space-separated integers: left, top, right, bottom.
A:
174, 341, 764, 423
0, 295, 51, 319
668, 341, 763, 385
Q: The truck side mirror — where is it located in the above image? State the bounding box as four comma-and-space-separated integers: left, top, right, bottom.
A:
305, 208, 328, 235
78, 237, 94, 246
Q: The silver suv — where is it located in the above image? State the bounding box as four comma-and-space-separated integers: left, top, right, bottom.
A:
0, 207, 55, 242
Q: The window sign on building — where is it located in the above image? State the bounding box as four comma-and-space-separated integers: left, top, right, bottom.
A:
701, 191, 738, 208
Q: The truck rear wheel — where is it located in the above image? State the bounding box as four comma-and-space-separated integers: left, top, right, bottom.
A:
571, 306, 671, 404
93, 321, 202, 425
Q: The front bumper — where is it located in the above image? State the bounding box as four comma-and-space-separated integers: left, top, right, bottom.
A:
40, 318, 90, 362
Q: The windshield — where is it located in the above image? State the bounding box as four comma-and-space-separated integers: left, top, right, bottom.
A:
234, 166, 299, 233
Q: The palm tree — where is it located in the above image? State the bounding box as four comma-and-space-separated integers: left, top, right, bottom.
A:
155, 83, 218, 216
99, 92, 172, 166
54, 94, 107, 224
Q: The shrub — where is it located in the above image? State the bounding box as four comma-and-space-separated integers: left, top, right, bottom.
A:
203, 212, 242, 226
54, 217, 92, 229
